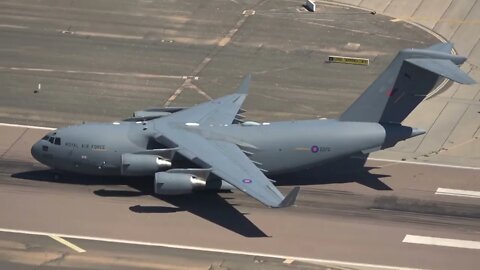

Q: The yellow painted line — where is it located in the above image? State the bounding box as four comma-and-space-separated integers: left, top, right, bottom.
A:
283, 258, 295, 264
49, 234, 86, 253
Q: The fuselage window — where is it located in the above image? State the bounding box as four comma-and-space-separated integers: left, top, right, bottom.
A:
49, 137, 54, 144
42, 135, 50, 141
54, 137, 61, 145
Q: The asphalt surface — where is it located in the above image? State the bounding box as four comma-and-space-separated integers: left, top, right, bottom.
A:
0, 0, 478, 270
0, 125, 479, 270
0, 0, 438, 127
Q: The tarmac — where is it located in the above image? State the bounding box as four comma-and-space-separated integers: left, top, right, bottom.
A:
0, 0, 479, 269
332, 0, 480, 167
0, 124, 479, 270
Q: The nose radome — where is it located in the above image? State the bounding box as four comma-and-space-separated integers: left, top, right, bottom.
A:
31, 141, 42, 162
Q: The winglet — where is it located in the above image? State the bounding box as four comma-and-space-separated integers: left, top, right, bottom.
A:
236, 74, 251, 95
276, 187, 300, 208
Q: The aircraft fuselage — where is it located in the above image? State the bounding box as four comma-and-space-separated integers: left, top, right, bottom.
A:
31, 119, 387, 176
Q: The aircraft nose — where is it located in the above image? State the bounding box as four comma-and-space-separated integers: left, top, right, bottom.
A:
31, 141, 42, 163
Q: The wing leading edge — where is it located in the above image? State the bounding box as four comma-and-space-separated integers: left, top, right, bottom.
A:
161, 74, 251, 125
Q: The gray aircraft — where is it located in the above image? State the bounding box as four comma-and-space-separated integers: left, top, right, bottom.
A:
31, 43, 475, 208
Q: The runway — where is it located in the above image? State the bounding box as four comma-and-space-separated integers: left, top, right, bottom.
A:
0, 0, 478, 269
0, 124, 479, 269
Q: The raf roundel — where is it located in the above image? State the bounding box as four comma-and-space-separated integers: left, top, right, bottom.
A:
311, 145, 319, 153
242, 179, 253, 184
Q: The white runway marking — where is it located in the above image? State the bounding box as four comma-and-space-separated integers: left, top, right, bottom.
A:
0, 227, 423, 270
0, 66, 187, 80
403, 235, 480, 250
368, 157, 480, 170
0, 123, 55, 130
435, 188, 480, 199
0, 24, 28, 29
71, 31, 143, 40
49, 234, 86, 253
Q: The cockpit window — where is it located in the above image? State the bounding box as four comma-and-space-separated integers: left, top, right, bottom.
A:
42, 135, 50, 141
54, 137, 61, 145
48, 137, 54, 144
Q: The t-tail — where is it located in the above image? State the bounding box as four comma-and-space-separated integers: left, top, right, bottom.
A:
339, 43, 475, 148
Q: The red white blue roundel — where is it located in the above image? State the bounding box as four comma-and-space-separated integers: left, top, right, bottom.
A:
242, 178, 253, 184
311, 145, 319, 153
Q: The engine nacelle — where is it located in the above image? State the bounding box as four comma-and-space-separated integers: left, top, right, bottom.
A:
121, 154, 171, 176
154, 172, 206, 195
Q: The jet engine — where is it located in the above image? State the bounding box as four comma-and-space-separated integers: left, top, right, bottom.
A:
154, 172, 206, 195
121, 153, 171, 176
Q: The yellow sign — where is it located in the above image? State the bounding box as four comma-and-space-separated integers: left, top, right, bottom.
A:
328, 56, 369, 65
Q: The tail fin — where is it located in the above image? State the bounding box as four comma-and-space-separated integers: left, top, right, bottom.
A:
339, 43, 475, 123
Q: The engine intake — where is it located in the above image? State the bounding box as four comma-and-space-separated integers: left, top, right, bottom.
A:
154, 172, 206, 195
121, 154, 171, 176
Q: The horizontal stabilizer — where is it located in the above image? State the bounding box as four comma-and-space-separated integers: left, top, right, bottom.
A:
426, 42, 454, 53
406, 58, 476, 85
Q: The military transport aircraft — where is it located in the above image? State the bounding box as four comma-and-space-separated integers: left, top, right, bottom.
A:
31, 43, 475, 208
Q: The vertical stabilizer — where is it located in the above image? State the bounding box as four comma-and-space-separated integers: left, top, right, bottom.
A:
339, 43, 475, 124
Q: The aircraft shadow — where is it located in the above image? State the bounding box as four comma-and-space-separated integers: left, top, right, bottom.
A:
11, 154, 390, 237
273, 155, 392, 190
11, 170, 268, 238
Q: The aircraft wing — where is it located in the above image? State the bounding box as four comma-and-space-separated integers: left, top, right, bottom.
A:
162, 74, 251, 125
155, 75, 299, 208
158, 126, 299, 208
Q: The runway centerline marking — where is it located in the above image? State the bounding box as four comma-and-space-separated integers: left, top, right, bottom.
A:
0, 227, 423, 270
49, 234, 86, 253
435, 188, 480, 199
403, 235, 480, 250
